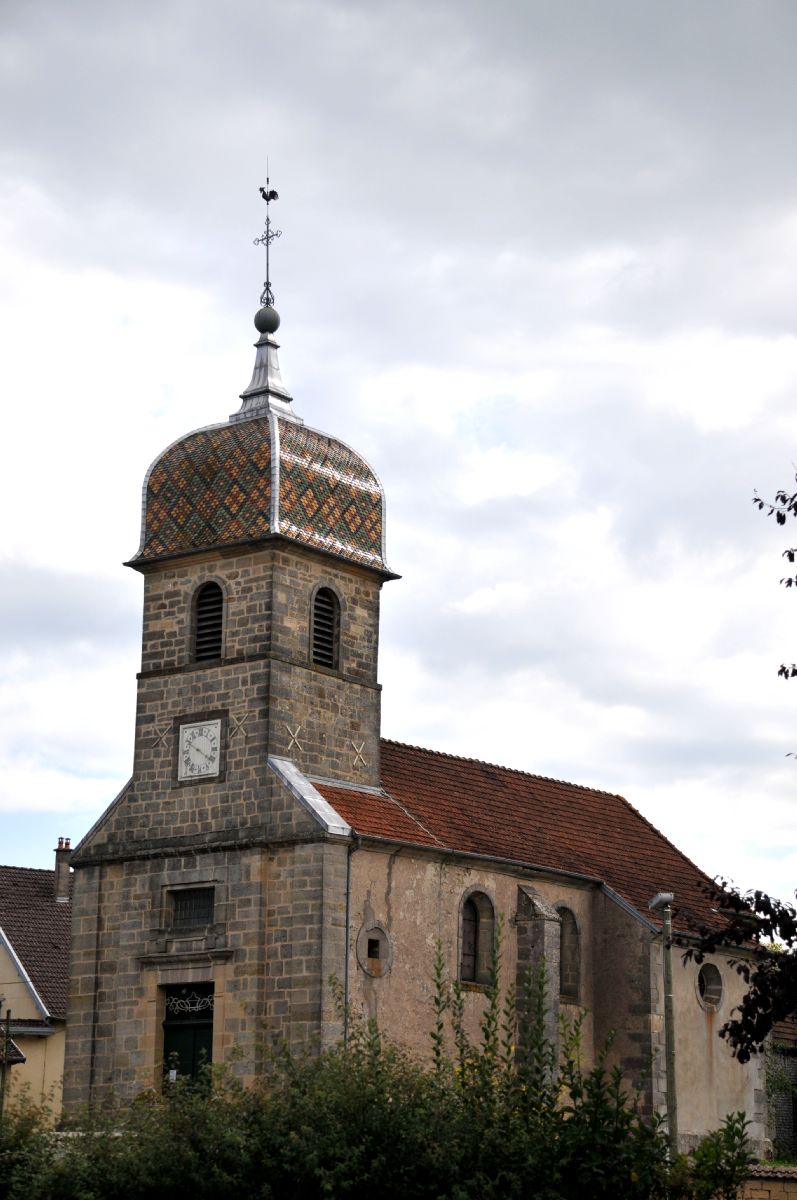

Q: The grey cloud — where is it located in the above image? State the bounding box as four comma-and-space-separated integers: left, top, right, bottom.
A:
4, 0, 797, 899
0, 564, 140, 651
5, 0, 797, 341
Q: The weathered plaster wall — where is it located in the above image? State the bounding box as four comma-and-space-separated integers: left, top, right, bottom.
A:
7, 1026, 64, 1111
345, 846, 595, 1063
0, 941, 65, 1109
0, 941, 37, 1019
670, 949, 766, 1149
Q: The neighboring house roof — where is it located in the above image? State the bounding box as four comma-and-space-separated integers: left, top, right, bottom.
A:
0, 1035, 26, 1065
772, 1016, 797, 1047
316, 740, 720, 932
0, 866, 71, 1019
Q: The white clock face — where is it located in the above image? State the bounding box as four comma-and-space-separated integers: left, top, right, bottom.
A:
178, 720, 222, 781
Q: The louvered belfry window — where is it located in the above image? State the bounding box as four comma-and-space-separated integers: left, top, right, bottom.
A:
194, 582, 224, 661
312, 588, 340, 669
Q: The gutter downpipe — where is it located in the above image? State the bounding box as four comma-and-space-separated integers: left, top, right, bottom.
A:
662, 901, 679, 1158
0, 1007, 9, 1124
343, 837, 356, 1049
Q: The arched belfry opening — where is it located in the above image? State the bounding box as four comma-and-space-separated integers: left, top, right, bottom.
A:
193, 582, 224, 661
312, 587, 340, 669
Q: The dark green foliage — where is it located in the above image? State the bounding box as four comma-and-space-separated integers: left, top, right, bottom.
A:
686, 1113, 752, 1200
694, 475, 797, 1058
12, 1074, 255, 1200
0, 938, 752, 1199
0, 1093, 55, 1200
683, 880, 797, 1061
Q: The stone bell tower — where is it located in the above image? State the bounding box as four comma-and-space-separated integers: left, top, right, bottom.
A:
64, 186, 397, 1107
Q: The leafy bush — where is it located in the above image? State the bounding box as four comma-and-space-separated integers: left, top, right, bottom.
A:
687, 1112, 752, 1200
0, 1092, 54, 1200
0, 937, 752, 1199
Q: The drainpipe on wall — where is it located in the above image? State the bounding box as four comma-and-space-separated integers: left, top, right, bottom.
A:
650, 892, 678, 1158
0, 1006, 10, 1125
343, 839, 356, 1048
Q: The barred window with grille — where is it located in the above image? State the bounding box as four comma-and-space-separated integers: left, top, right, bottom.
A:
312, 588, 340, 670
193, 582, 224, 661
171, 887, 215, 931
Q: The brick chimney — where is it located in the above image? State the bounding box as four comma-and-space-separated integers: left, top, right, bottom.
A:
53, 837, 72, 904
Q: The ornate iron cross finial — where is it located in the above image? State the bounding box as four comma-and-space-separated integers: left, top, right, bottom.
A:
254, 174, 281, 308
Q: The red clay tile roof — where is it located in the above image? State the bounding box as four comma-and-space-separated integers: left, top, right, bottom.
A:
0, 866, 71, 1018
316, 740, 720, 931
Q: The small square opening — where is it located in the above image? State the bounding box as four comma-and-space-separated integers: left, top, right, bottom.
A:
367, 937, 380, 960
171, 887, 214, 931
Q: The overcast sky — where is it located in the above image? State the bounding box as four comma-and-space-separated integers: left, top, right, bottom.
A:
2, 0, 797, 904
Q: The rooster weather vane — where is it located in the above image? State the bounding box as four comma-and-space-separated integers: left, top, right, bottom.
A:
254, 178, 281, 309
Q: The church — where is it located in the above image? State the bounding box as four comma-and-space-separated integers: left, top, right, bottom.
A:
63, 195, 766, 1152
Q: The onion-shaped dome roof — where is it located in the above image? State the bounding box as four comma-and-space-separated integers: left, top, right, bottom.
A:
128, 412, 391, 574
128, 298, 394, 575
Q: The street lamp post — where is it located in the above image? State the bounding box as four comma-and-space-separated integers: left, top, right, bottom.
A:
650, 892, 678, 1158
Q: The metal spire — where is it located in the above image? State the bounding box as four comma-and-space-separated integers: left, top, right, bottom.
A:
254, 173, 281, 310
232, 176, 298, 423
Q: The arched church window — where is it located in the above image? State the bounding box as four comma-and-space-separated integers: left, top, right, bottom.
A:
312, 587, 340, 669
558, 907, 580, 1002
193, 582, 224, 661
459, 891, 494, 984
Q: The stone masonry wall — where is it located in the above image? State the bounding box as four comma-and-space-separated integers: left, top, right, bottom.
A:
80, 542, 383, 861
66, 538, 380, 1108
515, 885, 561, 1057
263, 839, 349, 1051
265, 546, 383, 789
591, 890, 655, 1115
65, 832, 350, 1109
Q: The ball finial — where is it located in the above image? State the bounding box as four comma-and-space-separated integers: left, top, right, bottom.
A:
254, 305, 280, 334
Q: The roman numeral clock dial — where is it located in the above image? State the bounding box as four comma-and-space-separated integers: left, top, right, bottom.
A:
177, 720, 222, 781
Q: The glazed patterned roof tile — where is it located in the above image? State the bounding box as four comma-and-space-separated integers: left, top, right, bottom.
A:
136, 421, 274, 561
316, 740, 722, 932
0, 866, 72, 1018
132, 415, 388, 571
278, 422, 385, 569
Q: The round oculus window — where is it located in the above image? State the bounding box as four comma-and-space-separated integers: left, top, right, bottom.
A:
356, 923, 392, 978
697, 962, 723, 1011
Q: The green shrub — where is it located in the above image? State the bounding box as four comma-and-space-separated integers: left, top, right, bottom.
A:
687, 1112, 752, 1200
0, 935, 753, 1199
0, 1092, 54, 1200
